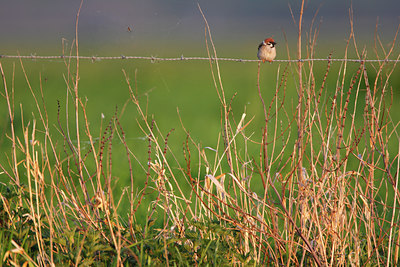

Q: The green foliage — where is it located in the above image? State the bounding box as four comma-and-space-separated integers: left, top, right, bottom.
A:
0, 183, 257, 266
0, 184, 38, 265
187, 219, 256, 265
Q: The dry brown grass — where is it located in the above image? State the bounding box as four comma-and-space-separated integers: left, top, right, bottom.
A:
1, 1, 400, 266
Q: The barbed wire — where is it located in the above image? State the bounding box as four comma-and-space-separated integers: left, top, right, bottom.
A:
0, 54, 399, 63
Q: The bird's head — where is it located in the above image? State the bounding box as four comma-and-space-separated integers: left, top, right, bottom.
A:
263, 38, 276, 47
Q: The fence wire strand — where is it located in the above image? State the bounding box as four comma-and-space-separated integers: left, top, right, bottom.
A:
0, 54, 399, 63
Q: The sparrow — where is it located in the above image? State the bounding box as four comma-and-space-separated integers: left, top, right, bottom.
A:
257, 38, 277, 63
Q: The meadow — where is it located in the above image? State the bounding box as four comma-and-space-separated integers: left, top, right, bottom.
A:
1, 6, 400, 265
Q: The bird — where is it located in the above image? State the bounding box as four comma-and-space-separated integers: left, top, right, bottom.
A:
257, 38, 277, 63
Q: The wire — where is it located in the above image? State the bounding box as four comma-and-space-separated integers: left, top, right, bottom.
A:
0, 54, 399, 63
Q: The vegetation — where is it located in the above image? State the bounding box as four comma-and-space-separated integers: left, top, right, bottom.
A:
1, 3, 400, 266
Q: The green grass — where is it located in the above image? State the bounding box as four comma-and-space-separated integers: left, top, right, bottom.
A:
0, 55, 287, 196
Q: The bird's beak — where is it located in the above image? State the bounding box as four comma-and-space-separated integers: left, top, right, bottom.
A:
272, 41, 277, 45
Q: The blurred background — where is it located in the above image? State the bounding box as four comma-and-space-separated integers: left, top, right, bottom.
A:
1, 0, 400, 55
1, 0, 400, 146
1, 1, 400, 188
1, 0, 400, 149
